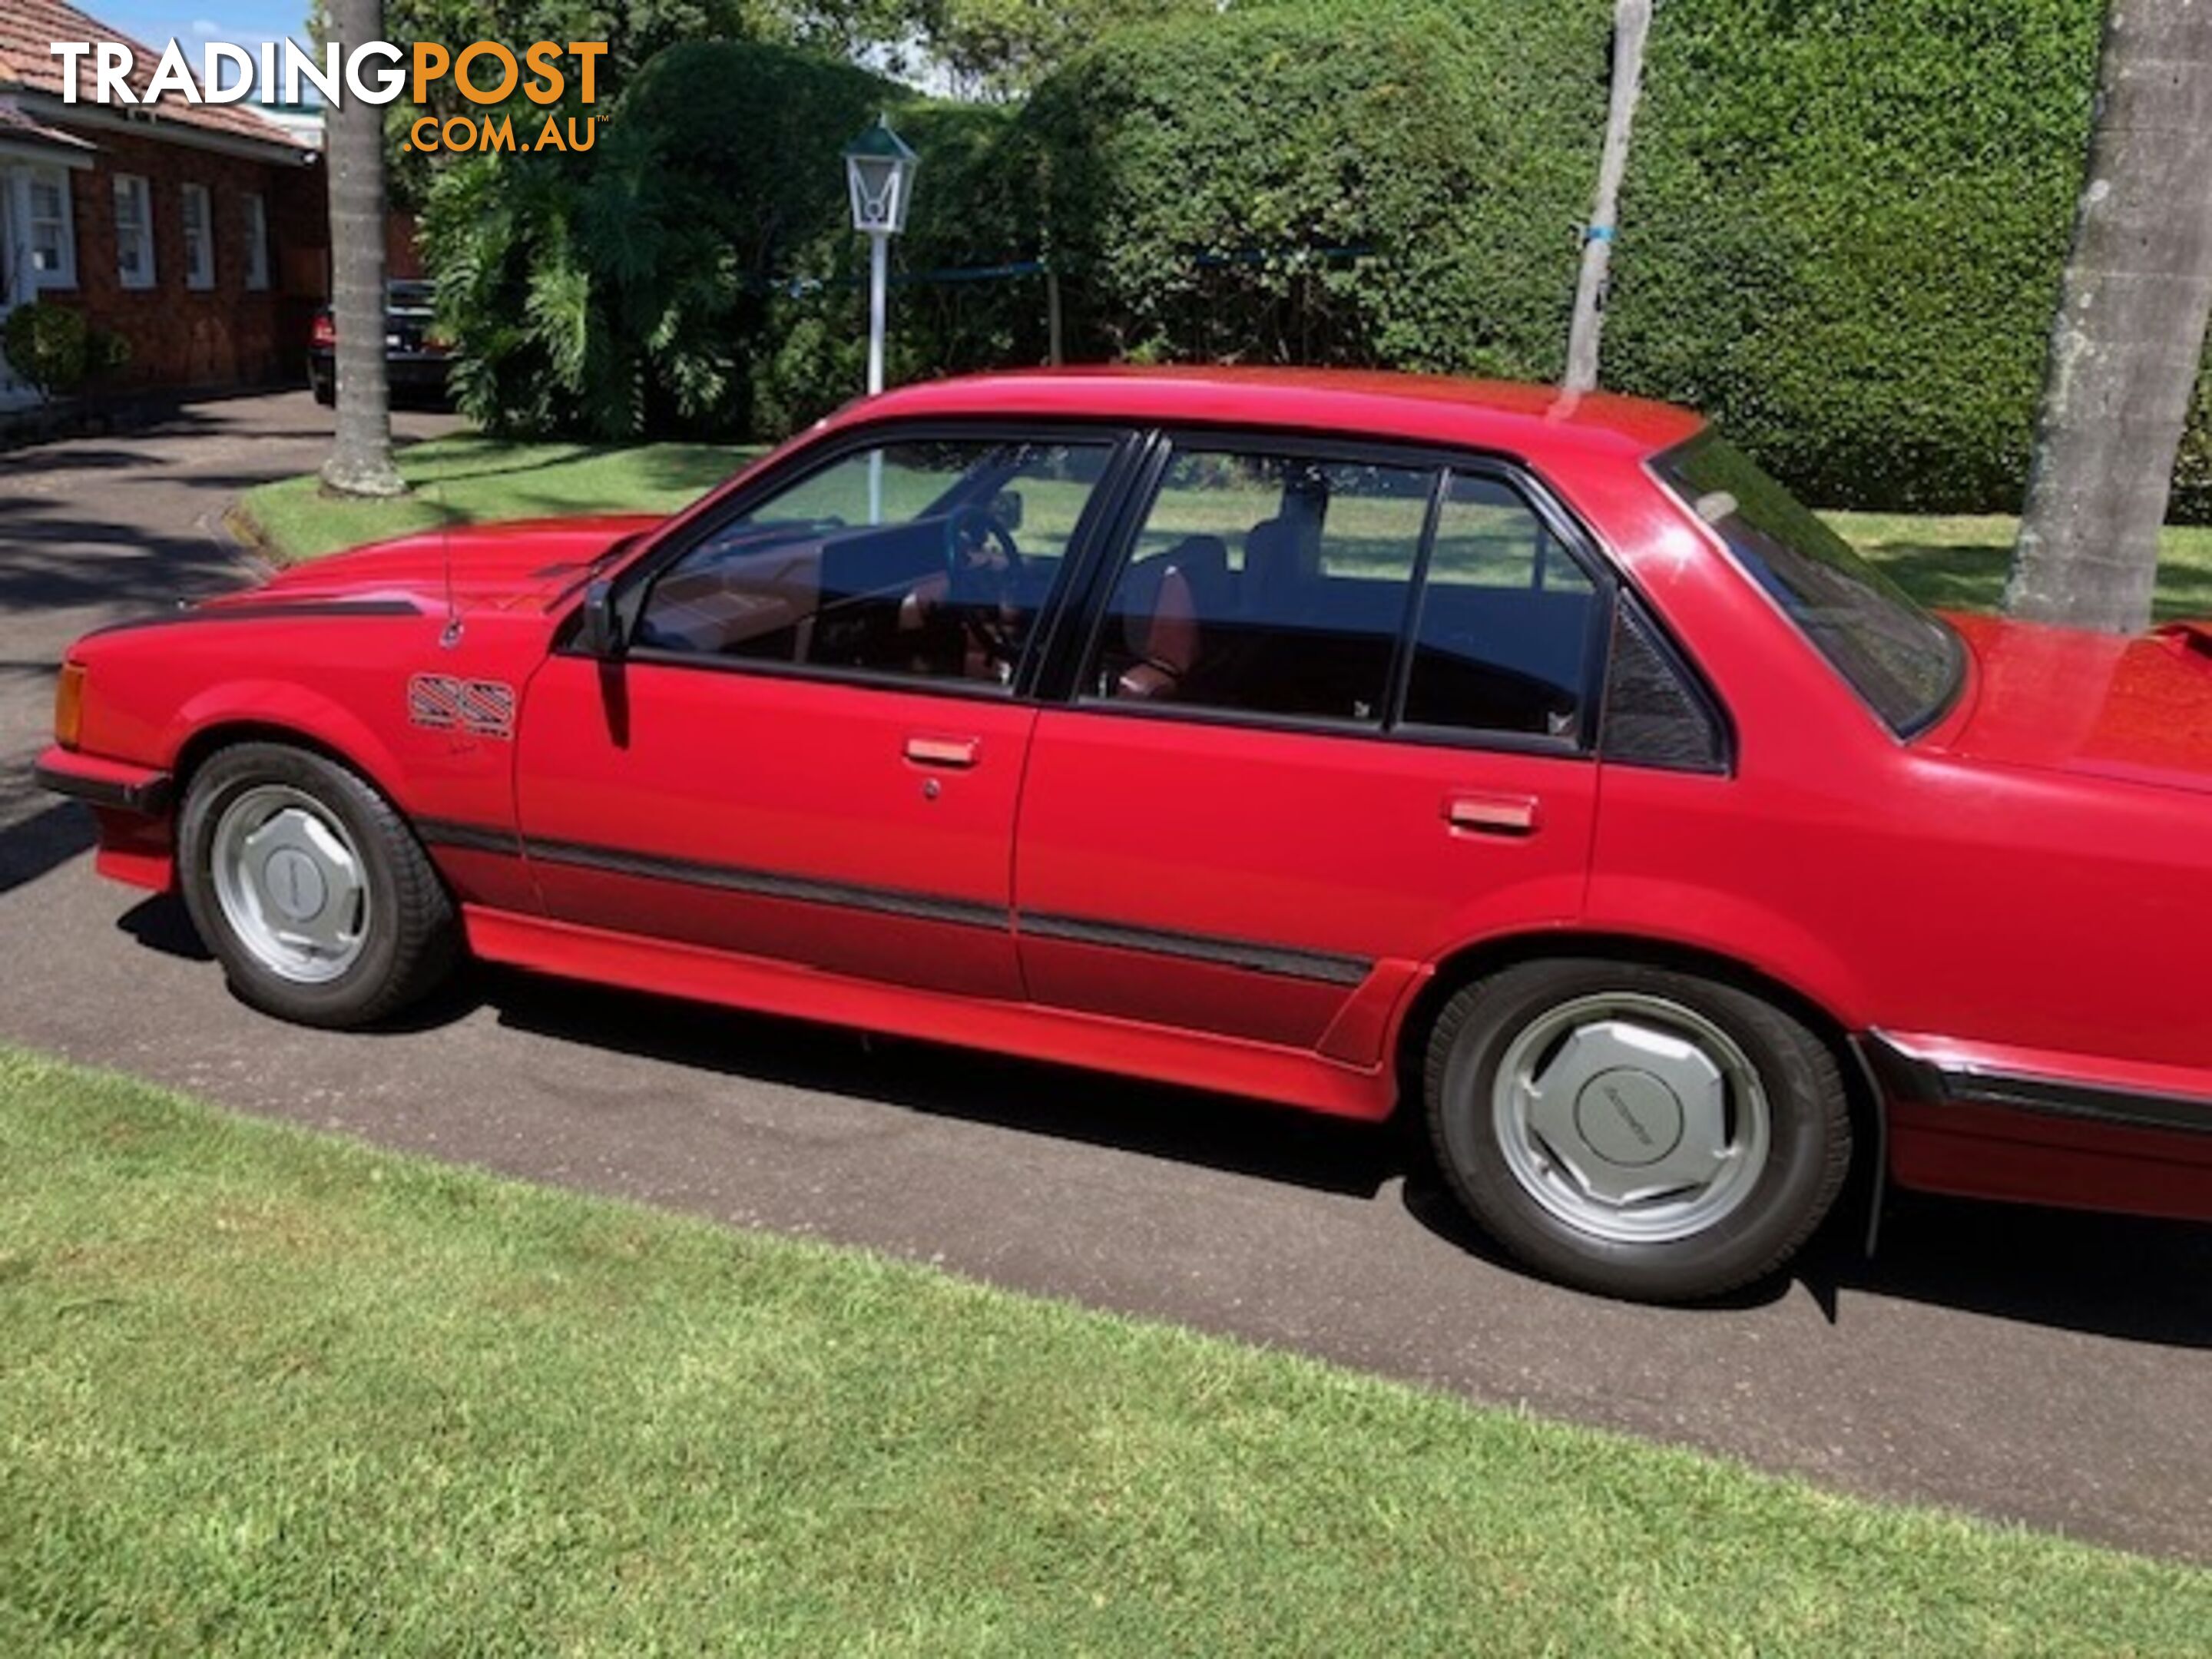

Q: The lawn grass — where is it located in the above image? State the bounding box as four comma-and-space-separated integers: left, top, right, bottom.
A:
230, 434, 760, 565
234, 434, 2212, 622
2, 1045, 2206, 1656
1829, 509, 2212, 619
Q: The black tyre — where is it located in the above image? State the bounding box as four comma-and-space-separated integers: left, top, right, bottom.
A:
177, 742, 458, 1028
310, 369, 335, 406
1424, 958, 1852, 1302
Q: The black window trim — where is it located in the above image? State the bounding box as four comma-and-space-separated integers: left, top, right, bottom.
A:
565, 412, 1741, 771
566, 417, 1149, 704
1049, 424, 1622, 760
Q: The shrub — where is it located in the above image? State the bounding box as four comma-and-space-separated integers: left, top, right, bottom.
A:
427, 40, 1028, 440
3, 301, 89, 398
1017, 0, 1609, 376
1601, 0, 2108, 515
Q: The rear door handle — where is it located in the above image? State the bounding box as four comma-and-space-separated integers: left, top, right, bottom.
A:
1445, 792, 1541, 836
905, 734, 979, 769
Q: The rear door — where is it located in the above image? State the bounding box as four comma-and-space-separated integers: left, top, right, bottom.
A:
515, 425, 1129, 1000
1011, 438, 1608, 1059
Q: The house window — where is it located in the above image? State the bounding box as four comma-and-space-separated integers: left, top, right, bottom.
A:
181, 182, 214, 289
25, 167, 76, 288
242, 191, 269, 290
113, 173, 154, 289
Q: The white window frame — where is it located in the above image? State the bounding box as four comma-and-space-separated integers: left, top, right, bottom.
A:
113, 172, 154, 290
242, 190, 269, 291
180, 181, 214, 290
22, 166, 77, 290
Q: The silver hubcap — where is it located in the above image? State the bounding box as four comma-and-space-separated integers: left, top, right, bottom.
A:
1492, 992, 1770, 1243
208, 785, 370, 985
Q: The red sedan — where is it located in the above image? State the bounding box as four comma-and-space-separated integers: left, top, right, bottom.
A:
35, 368, 2212, 1301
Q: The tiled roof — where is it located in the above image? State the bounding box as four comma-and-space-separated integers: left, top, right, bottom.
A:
0, 96, 92, 149
0, 0, 308, 149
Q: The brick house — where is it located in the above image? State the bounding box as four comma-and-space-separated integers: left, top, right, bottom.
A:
0, 0, 326, 409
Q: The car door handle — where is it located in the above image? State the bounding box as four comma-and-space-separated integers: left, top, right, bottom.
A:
905, 735, 980, 769
1445, 792, 1541, 836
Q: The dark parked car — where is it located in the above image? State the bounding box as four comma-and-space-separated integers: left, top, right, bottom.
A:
307, 279, 450, 406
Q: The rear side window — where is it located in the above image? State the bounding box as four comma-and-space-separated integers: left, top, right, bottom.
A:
1077, 446, 1604, 746
1080, 449, 1435, 725
1403, 474, 1600, 741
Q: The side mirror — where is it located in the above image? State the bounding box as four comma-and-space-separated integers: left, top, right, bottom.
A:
990, 488, 1024, 533
578, 578, 624, 659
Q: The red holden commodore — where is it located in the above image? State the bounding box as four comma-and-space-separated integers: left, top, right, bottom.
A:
35, 368, 2212, 1301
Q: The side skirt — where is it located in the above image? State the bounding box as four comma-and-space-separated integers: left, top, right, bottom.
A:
460, 905, 1398, 1123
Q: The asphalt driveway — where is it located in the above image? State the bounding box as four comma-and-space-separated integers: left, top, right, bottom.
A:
3, 389, 2209, 1562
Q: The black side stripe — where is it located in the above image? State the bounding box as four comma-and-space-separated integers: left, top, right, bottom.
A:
414, 819, 1375, 985
526, 835, 1008, 932
415, 817, 522, 857
84, 598, 424, 639
1016, 912, 1372, 986
1866, 1031, 2212, 1139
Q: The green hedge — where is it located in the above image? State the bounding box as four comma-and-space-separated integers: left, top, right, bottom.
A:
428, 2, 2212, 519
1601, 0, 2108, 515
1020, 0, 1608, 377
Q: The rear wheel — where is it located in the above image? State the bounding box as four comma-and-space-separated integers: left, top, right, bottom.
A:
1424, 958, 1852, 1302
177, 743, 458, 1027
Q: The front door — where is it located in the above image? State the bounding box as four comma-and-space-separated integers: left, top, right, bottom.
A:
1012, 442, 1609, 1056
515, 427, 1125, 1000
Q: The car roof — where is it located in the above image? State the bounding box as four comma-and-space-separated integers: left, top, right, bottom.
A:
849, 366, 1704, 462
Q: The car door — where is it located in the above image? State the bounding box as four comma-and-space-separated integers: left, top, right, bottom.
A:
1012, 439, 1608, 1058
515, 425, 1128, 1001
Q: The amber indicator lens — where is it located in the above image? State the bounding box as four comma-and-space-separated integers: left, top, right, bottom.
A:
54, 662, 85, 750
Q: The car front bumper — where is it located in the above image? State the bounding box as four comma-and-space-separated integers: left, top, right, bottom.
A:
35, 745, 176, 891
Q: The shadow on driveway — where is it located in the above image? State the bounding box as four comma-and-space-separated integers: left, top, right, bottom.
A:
118, 889, 2212, 1353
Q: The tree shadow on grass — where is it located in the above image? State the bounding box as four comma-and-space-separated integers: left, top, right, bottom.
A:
1862, 534, 2212, 622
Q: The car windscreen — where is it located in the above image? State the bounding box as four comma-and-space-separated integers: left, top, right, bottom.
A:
1652, 432, 1962, 737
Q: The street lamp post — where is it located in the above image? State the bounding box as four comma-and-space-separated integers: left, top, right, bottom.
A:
843, 114, 920, 400
843, 115, 919, 525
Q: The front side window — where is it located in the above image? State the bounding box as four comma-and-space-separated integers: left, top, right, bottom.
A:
181, 183, 214, 289
635, 435, 1114, 691
113, 174, 154, 289
1081, 447, 1435, 724
1654, 433, 1962, 735
26, 168, 75, 288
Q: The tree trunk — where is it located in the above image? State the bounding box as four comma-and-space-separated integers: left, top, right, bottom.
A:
318, 0, 405, 498
2007, 1, 2212, 634
1562, 0, 1652, 395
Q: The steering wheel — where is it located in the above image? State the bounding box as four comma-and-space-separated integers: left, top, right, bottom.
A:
942, 505, 1028, 671
943, 504, 1024, 584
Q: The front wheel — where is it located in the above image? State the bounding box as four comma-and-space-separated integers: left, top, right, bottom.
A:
177, 742, 459, 1028
1424, 959, 1852, 1302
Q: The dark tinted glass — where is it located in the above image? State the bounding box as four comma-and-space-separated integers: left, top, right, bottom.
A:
1654, 434, 1961, 734
637, 439, 1111, 690
1601, 601, 1725, 772
1403, 474, 1598, 740
1081, 449, 1435, 724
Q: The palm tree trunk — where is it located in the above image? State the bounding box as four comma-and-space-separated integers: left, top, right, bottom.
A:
1562, 0, 1652, 394
319, 0, 405, 498
2006, 0, 2212, 634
